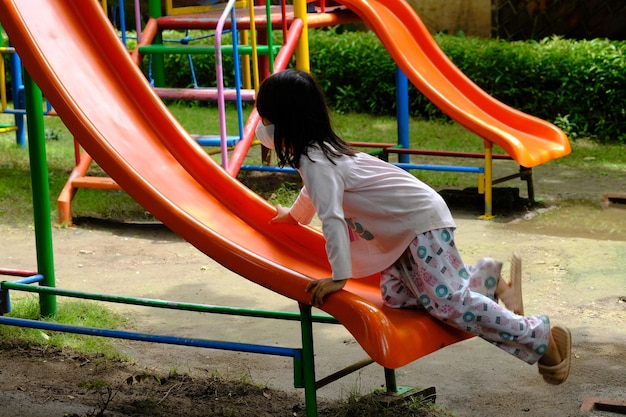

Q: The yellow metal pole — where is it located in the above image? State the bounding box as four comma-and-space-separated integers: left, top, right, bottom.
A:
479, 140, 495, 219
240, 30, 251, 89
0, 50, 6, 110
293, 0, 310, 71
249, 1, 260, 91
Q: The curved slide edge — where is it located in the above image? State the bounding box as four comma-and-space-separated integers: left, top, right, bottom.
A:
338, 0, 571, 168
0, 0, 471, 369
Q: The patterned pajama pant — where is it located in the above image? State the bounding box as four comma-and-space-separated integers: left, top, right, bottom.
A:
380, 228, 551, 364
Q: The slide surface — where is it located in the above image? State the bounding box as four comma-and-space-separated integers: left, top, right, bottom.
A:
339, 0, 571, 168
0, 0, 470, 369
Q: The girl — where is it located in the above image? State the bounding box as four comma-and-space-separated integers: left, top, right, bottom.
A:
255, 68, 571, 385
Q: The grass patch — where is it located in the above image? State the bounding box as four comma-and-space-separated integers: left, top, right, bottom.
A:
1, 103, 626, 226
1, 295, 133, 359
319, 390, 457, 417
552, 137, 626, 175
0, 106, 483, 226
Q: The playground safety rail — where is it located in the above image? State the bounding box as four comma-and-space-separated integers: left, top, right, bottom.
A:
0, 268, 417, 417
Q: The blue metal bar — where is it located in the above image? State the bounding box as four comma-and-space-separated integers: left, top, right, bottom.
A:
187, 55, 199, 88
2, 108, 55, 115
9, 47, 25, 146
194, 135, 240, 147
396, 67, 410, 164
239, 164, 298, 173
240, 163, 483, 174
395, 163, 484, 174
118, 0, 127, 46
12, 274, 44, 285
0, 316, 302, 359
0, 274, 42, 314
181, 30, 200, 88
231, 6, 245, 141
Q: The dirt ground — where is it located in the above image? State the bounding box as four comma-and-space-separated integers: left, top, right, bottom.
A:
1, 158, 625, 416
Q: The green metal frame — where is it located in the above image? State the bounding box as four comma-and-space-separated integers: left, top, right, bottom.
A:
1, 275, 413, 417
23, 71, 56, 317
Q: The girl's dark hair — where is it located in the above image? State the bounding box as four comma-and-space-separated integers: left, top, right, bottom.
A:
255, 69, 355, 169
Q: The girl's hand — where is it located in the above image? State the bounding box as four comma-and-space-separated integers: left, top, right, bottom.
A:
305, 278, 347, 307
270, 204, 298, 224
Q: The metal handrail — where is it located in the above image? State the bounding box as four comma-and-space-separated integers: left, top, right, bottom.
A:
214, 0, 239, 170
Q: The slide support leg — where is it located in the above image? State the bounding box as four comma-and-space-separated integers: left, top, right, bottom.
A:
480, 140, 495, 219
299, 303, 318, 417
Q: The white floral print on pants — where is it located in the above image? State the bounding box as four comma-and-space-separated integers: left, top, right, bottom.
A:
380, 228, 550, 364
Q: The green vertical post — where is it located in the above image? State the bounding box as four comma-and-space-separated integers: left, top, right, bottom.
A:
23, 71, 56, 317
148, 0, 165, 87
384, 367, 398, 393
264, 1, 275, 73
298, 303, 318, 417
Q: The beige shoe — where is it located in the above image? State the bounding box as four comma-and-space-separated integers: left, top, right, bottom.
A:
499, 253, 524, 315
509, 253, 524, 316
538, 326, 572, 385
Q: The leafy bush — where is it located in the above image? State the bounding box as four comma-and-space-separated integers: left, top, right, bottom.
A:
308, 28, 397, 114
436, 35, 626, 143
308, 29, 626, 143
309, 28, 444, 120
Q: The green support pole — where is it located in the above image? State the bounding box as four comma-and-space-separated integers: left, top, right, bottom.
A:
23, 71, 56, 317
265, 1, 275, 73
299, 303, 318, 417
384, 367, 398, 393
148, 0, 165, 87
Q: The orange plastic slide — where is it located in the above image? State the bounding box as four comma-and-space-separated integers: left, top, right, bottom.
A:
0, 0, 470, 369
338, 0, 571, 168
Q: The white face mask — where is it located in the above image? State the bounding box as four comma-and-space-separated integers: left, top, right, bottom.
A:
255, 121, 275, 150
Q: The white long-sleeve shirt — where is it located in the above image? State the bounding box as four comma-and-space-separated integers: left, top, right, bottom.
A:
289, 148, 456, 281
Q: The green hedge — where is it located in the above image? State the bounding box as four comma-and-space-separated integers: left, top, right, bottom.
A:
154, 28, 625, 143
443, 35, 625, 144
308, 29, 626, 143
